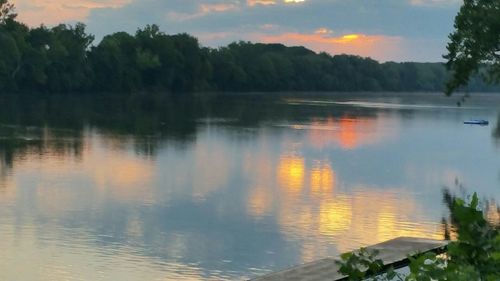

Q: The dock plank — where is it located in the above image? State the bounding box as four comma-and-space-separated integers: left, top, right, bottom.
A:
250, 237, 448, 281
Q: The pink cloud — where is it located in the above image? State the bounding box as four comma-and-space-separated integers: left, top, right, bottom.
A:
11, 0, 131, 26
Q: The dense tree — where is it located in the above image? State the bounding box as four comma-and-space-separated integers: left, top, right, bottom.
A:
444, 0, 500, 95
44, 23, 94, 92
0, 19, 29, 91
0, 0, 498, 95
90, 32, 141, 91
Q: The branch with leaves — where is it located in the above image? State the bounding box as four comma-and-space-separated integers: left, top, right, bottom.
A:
0, 0, 16, 24
444, 0, 500, 95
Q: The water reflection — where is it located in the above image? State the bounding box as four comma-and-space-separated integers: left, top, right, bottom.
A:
307, 115, 398, 150
274, 156, 443, 255
0, 94, 499, 280
278, 155, 305, 193
0, 226, 207, 281
494, 114, 500, 145
310, 161, 336, 194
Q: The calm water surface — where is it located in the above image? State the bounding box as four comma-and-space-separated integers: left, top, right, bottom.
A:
0, 93, 499, 280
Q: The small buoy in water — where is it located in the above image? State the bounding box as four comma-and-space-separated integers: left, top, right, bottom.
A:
463, 120, 489, 126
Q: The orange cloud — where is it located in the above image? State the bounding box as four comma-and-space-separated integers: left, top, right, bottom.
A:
11, 0, 132, 26
259, 31, 404, 62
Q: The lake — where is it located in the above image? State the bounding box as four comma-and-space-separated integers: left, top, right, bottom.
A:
0, 92, 499, 280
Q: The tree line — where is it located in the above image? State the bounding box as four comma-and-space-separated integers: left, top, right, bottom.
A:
0, 3, 498, 95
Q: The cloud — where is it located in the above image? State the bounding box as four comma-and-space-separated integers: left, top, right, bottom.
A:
409, 0, 461, 6
247, 0, 276, 6
167, 3, 240, 21
247, 0, 306, 6
314, 27, 333, 35
12, 0, 132, 26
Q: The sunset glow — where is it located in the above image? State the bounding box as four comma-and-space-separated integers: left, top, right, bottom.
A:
260, 32, 404, 61
0, 0, 479, 277
278, 155, 305, 193
339, 34, 360, 42
306, 115, 398, 150
310, 161, 336, 194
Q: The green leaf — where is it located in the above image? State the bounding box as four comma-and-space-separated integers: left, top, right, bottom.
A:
470, 192, 479, 209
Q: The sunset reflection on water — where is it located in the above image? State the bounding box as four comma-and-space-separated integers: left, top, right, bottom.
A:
243, 115, 443, 262
307, 115, 398, 150
1, 95, 499, 280
257, 149, 442, 260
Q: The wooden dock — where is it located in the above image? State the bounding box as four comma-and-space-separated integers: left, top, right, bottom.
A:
250, 237, 449, 281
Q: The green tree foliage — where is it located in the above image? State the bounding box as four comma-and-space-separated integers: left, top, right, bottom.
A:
0, 9, 94, 94
444, 0, 500, 95
0, 0, 499, 95
90, 31, 141, 91
45, 23, 94, 92
0, 19, 29, 91
89, 25, 211, 93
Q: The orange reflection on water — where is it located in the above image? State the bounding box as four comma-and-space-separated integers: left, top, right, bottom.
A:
0, 177, 16, 204
277, 155, 305, 193
310, 161, 335, 194
318, 196, 352, 236
91, 156, 152, 188
337, 118, 365, 149
276, 187, 443, 257
265, 146, 443, 261
307, 115, 396, 150
2, 130, 156, 204
0, 223, 207, 281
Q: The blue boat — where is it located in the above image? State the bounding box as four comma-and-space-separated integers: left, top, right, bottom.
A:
464, 120, 489, 125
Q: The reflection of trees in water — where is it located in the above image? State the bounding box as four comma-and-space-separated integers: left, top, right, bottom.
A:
0, 94, 388, 186
0, 94, 382, 156
494, 114, 500, 143
0, 125, 84, 183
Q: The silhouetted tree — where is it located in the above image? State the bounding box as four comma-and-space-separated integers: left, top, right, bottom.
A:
444, 0, 500, 95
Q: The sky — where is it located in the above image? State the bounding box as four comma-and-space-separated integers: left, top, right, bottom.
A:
10, 0, 463, 62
